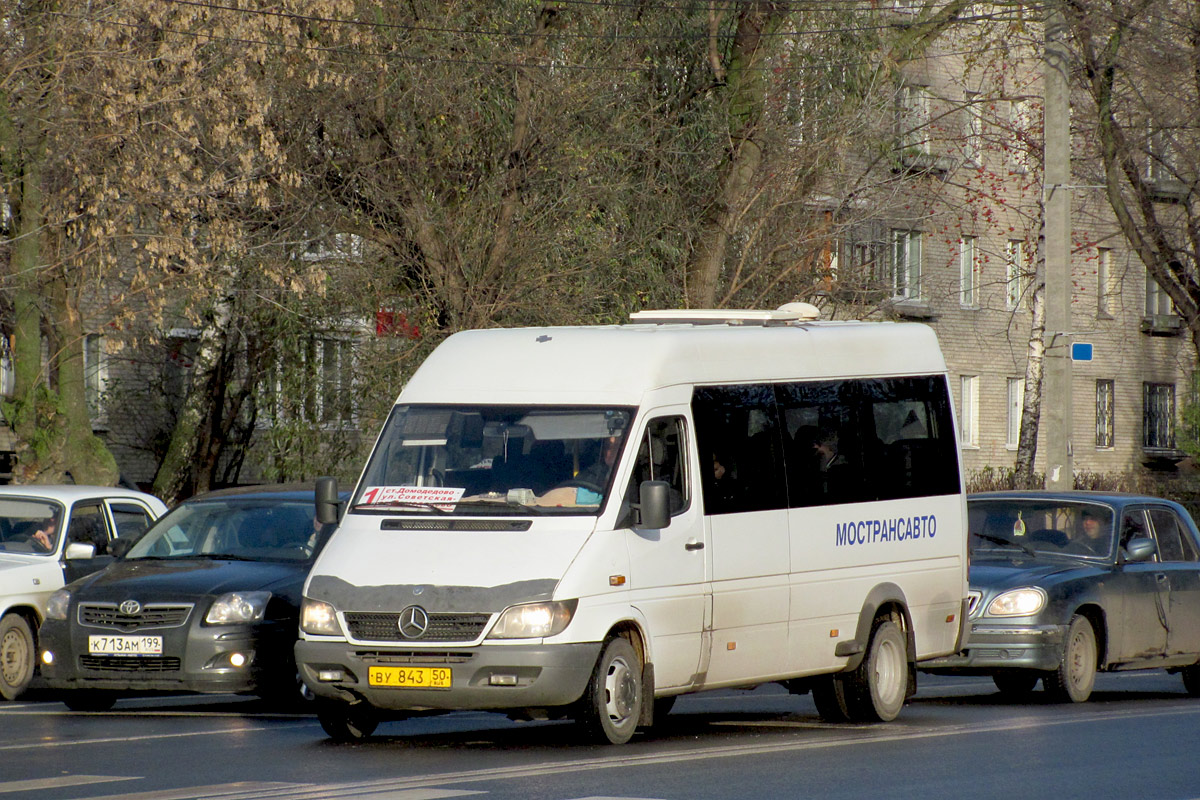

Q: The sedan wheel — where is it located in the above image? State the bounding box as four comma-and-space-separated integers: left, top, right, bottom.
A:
0, 613, 35, 701
1044, 614, 1097, 703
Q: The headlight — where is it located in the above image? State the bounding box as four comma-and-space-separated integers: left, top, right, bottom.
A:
300, 597, 342, 636
986, 588, 1047, 617
205, 591, 271, 624
45, 589, 71, 621
487, 600, 577, 639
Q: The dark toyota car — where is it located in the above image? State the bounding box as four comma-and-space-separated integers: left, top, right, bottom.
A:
921, 491, 1200, 703
37, 484, 342, 711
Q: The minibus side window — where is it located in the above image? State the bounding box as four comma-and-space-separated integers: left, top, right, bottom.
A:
625, 416, 689, 515
776, 380, 862, 507
859, 376, 960, 500
692, 385, 787, 515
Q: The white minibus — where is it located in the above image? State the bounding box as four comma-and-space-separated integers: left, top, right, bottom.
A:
296, 305, 969, 743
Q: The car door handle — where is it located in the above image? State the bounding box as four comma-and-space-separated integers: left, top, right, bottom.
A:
685, 540, 704, 551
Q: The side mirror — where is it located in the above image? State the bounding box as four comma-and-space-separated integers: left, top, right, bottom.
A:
315, 476, 341, 525
64, 542, 97, 560
1123, 537, 1157, 563
633, 481, 670, 530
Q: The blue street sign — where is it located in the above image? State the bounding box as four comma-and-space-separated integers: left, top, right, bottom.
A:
1071, 342, 1094, 362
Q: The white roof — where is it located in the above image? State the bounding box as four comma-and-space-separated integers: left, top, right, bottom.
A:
0, 485, 166, 510
399, 318, 946, 406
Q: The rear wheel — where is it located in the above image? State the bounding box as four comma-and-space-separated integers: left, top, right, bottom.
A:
577, 636, 642, 744
0, 613, 35, 701
62, 691, 117, 711
1044, 614, 1097, 703
316, 699, 379, 741
1182, 664, 1200, 696
992, 671, 1040, 696
842, 617, 908, 722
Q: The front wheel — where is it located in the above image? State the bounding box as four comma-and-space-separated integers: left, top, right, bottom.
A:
0, 613, 35, 701
577, 636, 642, 744
1044, 614, 1097, 703
316, 699, 379, 741
842, 616, 908, 722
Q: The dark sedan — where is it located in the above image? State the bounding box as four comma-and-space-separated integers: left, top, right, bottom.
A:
920, 490, 1200, 702
37, 484, 340, 711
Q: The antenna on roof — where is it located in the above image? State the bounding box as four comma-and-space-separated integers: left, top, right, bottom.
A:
629, 303, 822, 326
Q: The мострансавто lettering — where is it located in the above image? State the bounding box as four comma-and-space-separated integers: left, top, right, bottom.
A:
834, 515, 937, 546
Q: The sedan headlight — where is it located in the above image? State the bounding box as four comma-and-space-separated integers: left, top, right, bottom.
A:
986, 587, 1047, 617
487, 600, 577, 639
45, 589, 71, 621
205, 591, 271, 624
300, 597, 342, 636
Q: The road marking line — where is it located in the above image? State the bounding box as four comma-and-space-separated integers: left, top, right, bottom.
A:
62, 782, 306, 800
0, 775, 133, 794
0, 724, 318, 752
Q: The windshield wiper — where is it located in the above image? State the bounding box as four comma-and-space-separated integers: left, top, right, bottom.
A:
351, 501, 448, 514
972, 532, 1036, 557
453, 498, 550, 515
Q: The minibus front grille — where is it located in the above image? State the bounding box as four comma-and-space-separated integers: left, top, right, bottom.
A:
344, 612, 492, 642
357, 651, 474, 665
379, 519, 532, 531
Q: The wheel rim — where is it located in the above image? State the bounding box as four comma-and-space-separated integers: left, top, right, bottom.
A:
873, 635, 905, 709
1, 627, 30, 687
603, 655, 637, 725
1066, 625, 1096, 692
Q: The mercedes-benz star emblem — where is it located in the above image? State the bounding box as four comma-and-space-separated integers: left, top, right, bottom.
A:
398, 605, 429, 639
119, 600, 141, 616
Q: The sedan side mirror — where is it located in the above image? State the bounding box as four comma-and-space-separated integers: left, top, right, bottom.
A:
64, 542, 97, 560
1123, 537, 1157, 563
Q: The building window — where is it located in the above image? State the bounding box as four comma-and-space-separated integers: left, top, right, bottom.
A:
1146, 272, 1174, 316
963, 91, 982, 164
959, 236, 979, 307
1006, 377, 1025, 448
959, 375, 979, 447
1009, 98, 1035, 172
84, 333, 108, 426
262, 335, 357, 428
891, 229, 923, 299
897, 85, 931, 155
0, 335, 13, 397
1096, 379, 1114, 449
1006, 239, 1030, 310
1097, 248, 1113, 317
1143, 382, 1176, 449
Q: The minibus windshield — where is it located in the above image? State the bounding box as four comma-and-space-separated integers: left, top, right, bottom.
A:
353, 405, 635, 516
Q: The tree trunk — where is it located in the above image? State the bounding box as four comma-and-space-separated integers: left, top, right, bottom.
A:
684, 1, 785, 309
1014, 279, 1047, 489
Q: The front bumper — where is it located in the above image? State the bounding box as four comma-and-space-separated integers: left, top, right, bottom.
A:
919, 621, 1068, 673
38, 617, 294, 695
296, 638, 602, 712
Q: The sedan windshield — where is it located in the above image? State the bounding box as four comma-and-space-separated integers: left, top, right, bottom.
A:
969, 499, 1115, 559
125, 499, 318, 562
0, 498, 64, 555
355, 405, 635, 516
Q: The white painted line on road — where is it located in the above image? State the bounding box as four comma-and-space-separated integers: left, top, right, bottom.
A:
61, 782, 307, 800
0, 775, 133, 795
0, 724, 315, 752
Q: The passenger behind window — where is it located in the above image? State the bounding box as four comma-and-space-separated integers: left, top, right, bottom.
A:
813, 427, 852, 503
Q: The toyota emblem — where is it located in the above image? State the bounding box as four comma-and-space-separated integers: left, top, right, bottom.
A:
119, 599, 141, 616
398, 605, 429, 639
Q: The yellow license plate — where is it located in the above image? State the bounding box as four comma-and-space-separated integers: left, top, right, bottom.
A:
367, 665, 452, 689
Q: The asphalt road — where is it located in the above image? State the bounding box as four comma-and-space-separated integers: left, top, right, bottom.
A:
2, 671, 1198, 800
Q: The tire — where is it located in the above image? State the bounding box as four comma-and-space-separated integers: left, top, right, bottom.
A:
0, 613, 36, 701
811, 674, 851, 722
1044, 614, 1097, 703
1182, 664, 1200, 696
577, 636, 642, 744
316, 700, 379, 741
841, 617, 909, 722
62, 691, 117, 711
992, 671, 1040, 696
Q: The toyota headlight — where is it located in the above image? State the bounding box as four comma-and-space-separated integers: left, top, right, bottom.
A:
986, 587, 1047, 617
487, 600, 577, 639
300, 597, 342, 636
45, 589, 71, 621
205, 591, 271, 624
